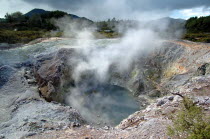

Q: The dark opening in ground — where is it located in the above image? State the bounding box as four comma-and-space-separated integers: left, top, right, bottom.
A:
65, 84, 140, 127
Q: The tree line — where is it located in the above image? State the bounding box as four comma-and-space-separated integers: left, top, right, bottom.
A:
185, 15, 210, 33
2, 10, 80, 31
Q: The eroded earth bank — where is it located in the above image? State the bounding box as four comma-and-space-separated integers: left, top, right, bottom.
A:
0, 39, 210, 139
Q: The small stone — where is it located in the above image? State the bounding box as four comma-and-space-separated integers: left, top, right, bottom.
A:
104, 126, 109, 130
157, 100, 166, 106
62, 125, 68, 130
86, 125, 91, 129
204, 107, 209, 111
140, 116, 144, 120
41, 119, 47, 122
39, 128, 45, 132
71, 122, 80, 127
0, 134, 5, 139
26, 133, 36, 137
168, 96, 174, 101
23, 118, 28, 122
27, 79, 37, 84
49, 127, 54, 130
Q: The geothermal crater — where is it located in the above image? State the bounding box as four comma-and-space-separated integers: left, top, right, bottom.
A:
34, 46, 144, 127
33, 40, 175, 127
65, 84, 140, 126
1, 39, 210, 138
34, 39, 210, 129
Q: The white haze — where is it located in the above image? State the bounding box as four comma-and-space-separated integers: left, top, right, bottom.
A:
54, 16, 182, 83
72, 29, 159, 83
54, 12, 183, 125
66, 28, 160, 126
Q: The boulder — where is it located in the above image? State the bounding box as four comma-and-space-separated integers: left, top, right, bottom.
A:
197, 63, 210, 75
34, 48, 77, 102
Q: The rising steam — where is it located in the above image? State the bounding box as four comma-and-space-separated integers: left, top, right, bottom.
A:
53, 14, 184, 126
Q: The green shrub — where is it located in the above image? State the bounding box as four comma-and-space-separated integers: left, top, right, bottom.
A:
94, 31, 121, 39
0, 30, 47, 43
167, 97, 210, 139
183, 33, 210, 43
55, 31, 63, 37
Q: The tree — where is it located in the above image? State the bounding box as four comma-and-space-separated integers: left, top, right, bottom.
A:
5, 12, 25, 23
5, 13, 13, 23
28, 14, 43, 28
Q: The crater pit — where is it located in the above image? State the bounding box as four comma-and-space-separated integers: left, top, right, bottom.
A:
65, 84, 140, 127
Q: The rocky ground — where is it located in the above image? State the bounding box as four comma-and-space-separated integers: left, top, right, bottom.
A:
0, 67, 85, 139
28, 74, 210, 139
0, 37, 67, 50
0, 39, 209, 139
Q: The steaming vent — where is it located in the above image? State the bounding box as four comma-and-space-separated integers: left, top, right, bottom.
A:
34, 22, 175, 127
64, 72, 141, 127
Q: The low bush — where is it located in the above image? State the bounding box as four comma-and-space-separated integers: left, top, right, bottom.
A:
183, 33, 210, 43
167, 97, 210, 139
0, 30, 47, 43
94, 31, 121, 39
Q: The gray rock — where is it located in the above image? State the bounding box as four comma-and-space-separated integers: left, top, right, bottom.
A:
197, 63, 210, 75
104, 126, 110, 130
157, 100, 166, 106
71, 122, 81, 127
27, 79, 37, 84
26, 132, 37, 137
0, 134, 5, 139
86, 125, 92, 129
168, 96, 174, 101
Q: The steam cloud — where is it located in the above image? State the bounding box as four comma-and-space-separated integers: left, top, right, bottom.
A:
73, 29, 159, 82
52, 5, 185, 126
55, 16, 164, 83
54, 15, 173, 126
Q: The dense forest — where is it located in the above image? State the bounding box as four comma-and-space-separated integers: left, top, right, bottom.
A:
185, 16, 210, 33
184, 15, 210, 42
0, 9, 95, 43
2, 9, 93, 31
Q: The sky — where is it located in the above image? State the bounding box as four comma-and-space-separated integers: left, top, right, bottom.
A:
0, 0, 210, 20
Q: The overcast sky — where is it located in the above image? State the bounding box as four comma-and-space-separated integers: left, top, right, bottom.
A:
0, 0, 210, 20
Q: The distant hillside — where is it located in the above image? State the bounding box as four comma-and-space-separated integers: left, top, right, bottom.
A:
148, 17, 186, 38
68, 14, 79, 19
157, 17, 186, 24
25, 9, 49, 17
151, 17, 186, 29
24, 8, 89, 21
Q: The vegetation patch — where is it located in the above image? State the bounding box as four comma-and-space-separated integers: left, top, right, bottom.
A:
167, 97, 210, 139
184, 16, 210, 43
0, 30, 46, 44
183, 33, 210, 43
